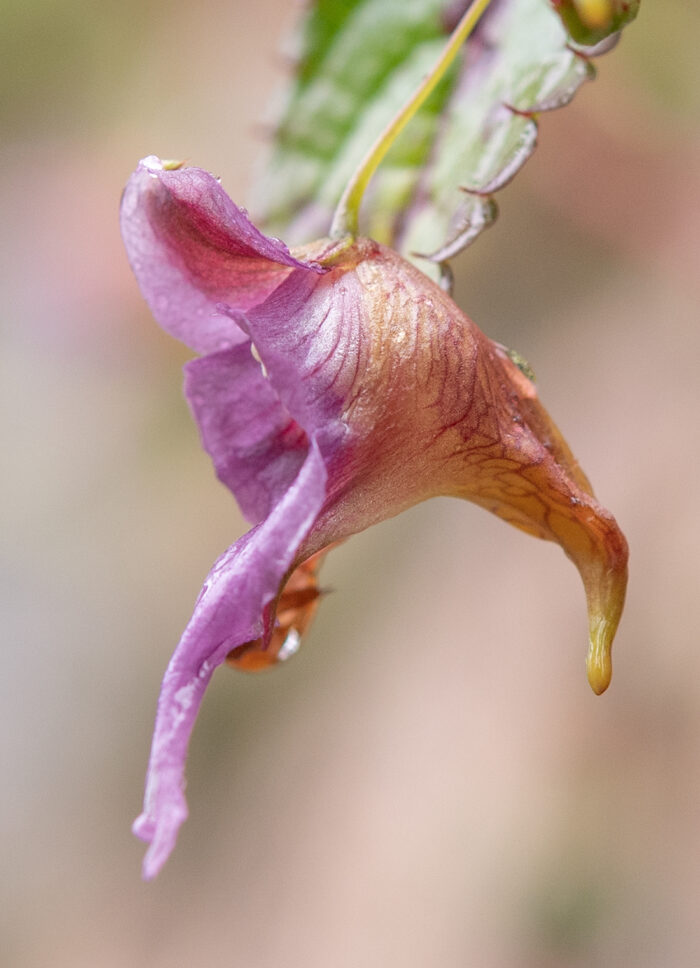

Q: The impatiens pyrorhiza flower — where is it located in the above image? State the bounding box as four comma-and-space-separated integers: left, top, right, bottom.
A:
121, 155, 628, 879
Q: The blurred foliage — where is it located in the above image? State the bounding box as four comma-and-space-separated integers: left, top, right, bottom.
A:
252, 0, 450, 242
615, 0, 700, 118
254, 0, 636, 273
1, 0, 156, 135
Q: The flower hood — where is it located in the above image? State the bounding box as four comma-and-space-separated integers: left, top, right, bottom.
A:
121, 156, 628, 879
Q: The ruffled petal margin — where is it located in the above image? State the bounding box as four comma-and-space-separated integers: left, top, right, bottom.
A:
132, 438, 327, 879
120, 157, 324, 354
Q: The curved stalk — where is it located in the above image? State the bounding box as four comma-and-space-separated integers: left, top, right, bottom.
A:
330, 0, 495, 240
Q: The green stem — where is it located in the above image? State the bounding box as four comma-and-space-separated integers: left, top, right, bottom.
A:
329, 0, 495, 240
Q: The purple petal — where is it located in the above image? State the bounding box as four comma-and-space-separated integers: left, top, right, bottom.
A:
120, 156, 324, 354
244, 266, 370, 435
133, 438, 327, 880
184, 342, 309, 525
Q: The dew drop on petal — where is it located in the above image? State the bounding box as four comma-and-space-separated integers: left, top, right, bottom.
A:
141, 154, 164, 175
250, 343, 268, 378
277, 628, 301, 662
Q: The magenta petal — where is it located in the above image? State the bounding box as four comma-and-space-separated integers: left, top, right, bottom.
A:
120, 157, 324, 354
244, 267, 369, 433
184, 342, 309, 524
132, 438, 327, 879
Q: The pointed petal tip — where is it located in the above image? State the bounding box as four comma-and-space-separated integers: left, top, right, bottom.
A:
585, 581, 625, 694
586, 633, 612, 695
141, 854, 161, 883
133, 805, 187, 881
583, 534, 628, 695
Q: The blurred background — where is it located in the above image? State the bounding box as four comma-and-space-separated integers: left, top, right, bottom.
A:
2, 1, 699, 965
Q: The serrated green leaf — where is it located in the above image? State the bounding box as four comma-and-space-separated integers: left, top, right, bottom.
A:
253, 0, 450, 241
253, 0, 638, 270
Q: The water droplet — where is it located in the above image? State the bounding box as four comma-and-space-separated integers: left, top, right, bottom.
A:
278, 628, 301, 662
140, 154, 164, 175
250, 343, 269, 378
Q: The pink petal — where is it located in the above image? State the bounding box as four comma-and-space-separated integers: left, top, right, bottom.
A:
120, 157, 324, 354
132, 438, 327, 880
184, 342, 309, 525
243, 265, 370, 434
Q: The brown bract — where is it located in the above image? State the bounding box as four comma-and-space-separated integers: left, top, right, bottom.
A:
227, 548, 331, 671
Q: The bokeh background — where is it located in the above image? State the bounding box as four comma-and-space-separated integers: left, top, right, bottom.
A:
3, 1, 700, 965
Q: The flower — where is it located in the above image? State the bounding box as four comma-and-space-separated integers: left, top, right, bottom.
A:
121, 155, 628, 879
